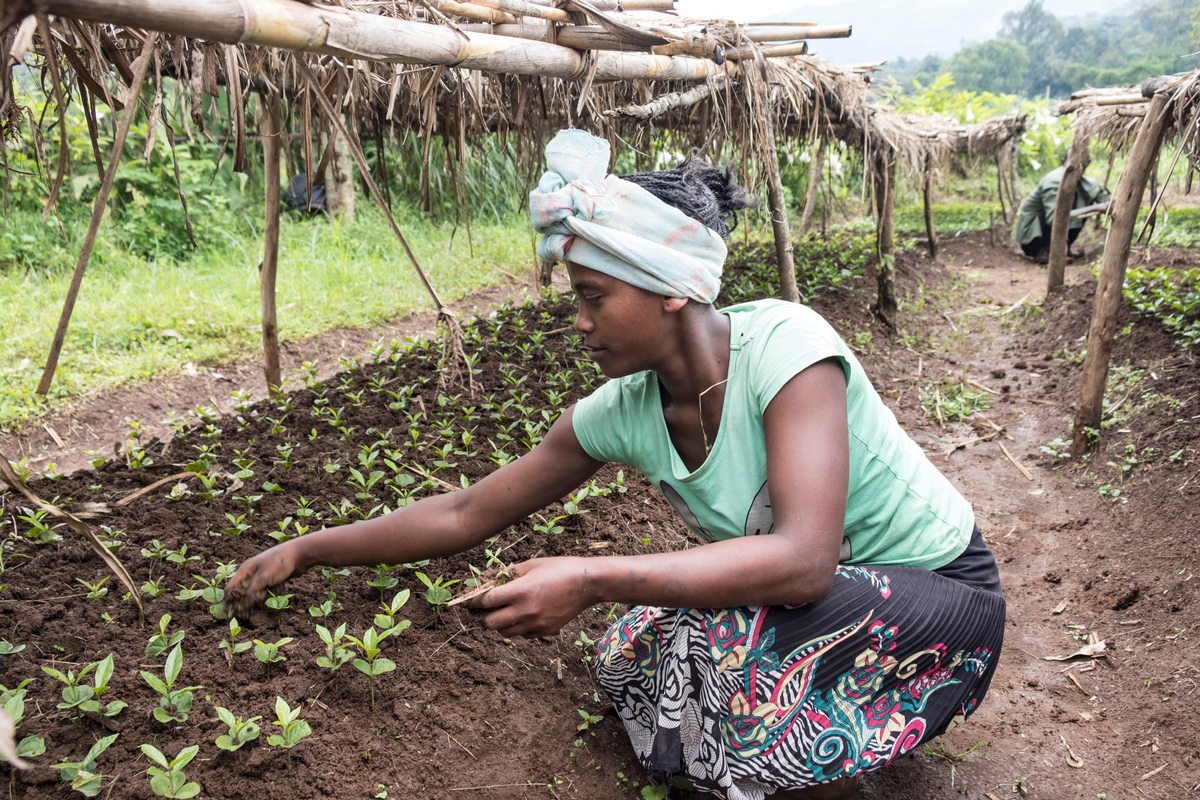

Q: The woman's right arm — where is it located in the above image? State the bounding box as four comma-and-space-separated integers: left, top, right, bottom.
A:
225, 406, 603, 610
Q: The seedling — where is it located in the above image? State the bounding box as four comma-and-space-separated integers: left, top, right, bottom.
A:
17, 507, 64, 545
1, 681, 46, 763
219, 618, 253, 668
41, 655, 128, 720
267, 696, 312, 765
222, 512, 251, 536
140, 644, 203, 724
264, 591, 293, 611
366, 564, 400, 596
253, 637, 294, 677
0, 640, 25, 655
76, 576, 109, 600
52, 732, 119, 797
315, 623, 355, 671
308, 595, 335, 617
346, 626, 396, 707
177, 572, 226, 617
373, 589, 413, 636
414, 572, 459, 608
146, 614, 185, 657
214, 706, 262, 752
139, 743, 201, 798
531, 513, 566, 536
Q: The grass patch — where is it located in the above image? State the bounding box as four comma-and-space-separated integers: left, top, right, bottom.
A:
0, 207, 534, 430
895, 201, 1005, 235
1123, 264, 1200, 349
919, 379, 991, 426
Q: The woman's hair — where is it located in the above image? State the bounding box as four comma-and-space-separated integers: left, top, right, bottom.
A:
621, 160, 758, 241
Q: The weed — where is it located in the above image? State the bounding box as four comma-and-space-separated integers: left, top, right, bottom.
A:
919, 380, 990, 425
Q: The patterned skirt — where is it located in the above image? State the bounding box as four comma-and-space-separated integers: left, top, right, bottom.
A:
593, 564, 1006, 799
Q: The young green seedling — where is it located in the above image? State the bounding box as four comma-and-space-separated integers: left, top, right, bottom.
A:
414, 572, 460, 608
139, 644, 203, 724
41, 654, 127, 721
76, 576, 109, 600
213, 706, 262, 751
314, 623, 355, 671
266, 696, 312, 767
52, 732, 119, 798
346, 626, 396, 708
177, 572, 226, 618
373, 589, 413, 637
264, 591, 293, 611
145, 614, 185, 658
218, 618, 253, 669
139, 743, 201, 798
366, 564, 400, 596
1, 681, 46, 763
252, 637, 293, 678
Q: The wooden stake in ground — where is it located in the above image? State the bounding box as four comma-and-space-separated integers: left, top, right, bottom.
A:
922, 153, 938, 260
798, 137, 825, 234
760, 111, 799, 304
1047, 133, 1091, 290
1071, 92, 1171, 455
872, 147, 898, 328
37, 31, 159, 397
259, 94, 283, 391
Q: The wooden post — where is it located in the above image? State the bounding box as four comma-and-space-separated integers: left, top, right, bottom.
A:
761, 114, 799, 303
1008, 139, 1020, 209
37, 33, 158, 396
994, 153, 1009, 225
922, 153, 938, 259
798, 137, 825, 234
1047, 133, 1091, 290
327, 123, 356, 220
1071, 93, 1171, 455
872, 148, 898, 328
259, 95, 283, 391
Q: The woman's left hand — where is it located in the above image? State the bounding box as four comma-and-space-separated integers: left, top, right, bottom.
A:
469, 557, 595, 638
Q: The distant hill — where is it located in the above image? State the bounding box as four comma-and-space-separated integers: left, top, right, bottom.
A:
757, 0, 1134, 64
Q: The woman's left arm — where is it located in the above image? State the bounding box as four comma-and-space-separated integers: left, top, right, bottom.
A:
477, 359, 849, 636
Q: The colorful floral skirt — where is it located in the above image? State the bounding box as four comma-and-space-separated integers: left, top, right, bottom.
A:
593, 565, 1006, 799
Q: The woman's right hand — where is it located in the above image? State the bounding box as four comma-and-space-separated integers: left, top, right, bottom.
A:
224, 541, 308, 617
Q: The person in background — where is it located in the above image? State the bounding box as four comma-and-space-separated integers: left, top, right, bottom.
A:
1014, 164, 1111, 262
227, 129, 1006, 800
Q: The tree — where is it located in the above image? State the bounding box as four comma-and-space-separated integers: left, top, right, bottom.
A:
945, 39, 1029, 96
999, 0, 1065, 95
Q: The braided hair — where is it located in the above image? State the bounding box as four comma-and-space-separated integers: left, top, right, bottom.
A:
621, 160, 758, 241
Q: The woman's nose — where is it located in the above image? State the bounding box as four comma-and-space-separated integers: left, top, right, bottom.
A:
573, 306, 593, 334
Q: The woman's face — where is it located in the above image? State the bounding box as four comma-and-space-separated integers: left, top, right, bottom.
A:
566, 262, 673, 379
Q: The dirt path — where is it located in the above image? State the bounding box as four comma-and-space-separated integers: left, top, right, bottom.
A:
860, 237, 1198, 799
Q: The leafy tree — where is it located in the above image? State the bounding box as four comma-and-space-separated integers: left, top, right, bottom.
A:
999, 0, 1066, 95
945, 39, 1029, 95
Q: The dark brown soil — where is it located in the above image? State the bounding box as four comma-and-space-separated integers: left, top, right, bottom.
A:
2, 231, 1198, 799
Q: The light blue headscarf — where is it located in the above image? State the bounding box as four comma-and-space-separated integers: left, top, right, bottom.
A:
529, 129, 727, 304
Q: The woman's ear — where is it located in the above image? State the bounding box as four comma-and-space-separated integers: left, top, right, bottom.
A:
662, 296, 689, 314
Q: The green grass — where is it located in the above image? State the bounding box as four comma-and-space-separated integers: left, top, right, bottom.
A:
0, 207, 535, 430
895, 201, 1006, 235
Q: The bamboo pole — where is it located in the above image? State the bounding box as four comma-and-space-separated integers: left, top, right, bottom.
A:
740, 24, 852, 41
1070, 92, 1171, 455
37, 32, 159, 396
922, 153, 937, 259
872, 148, 898, 329
727, 42, 810, 60
430, 0, 516, 24
259, 94, 283, 391
798, 137, 825, 233
604, 79, 719, 120
1047, 133, 1090, 290
1095, 94, 1150, 106
43, 0, 723, 82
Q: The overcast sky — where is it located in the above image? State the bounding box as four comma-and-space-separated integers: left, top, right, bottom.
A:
672, 0, 810, 22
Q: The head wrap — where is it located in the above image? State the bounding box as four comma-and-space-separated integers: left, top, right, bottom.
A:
529, 129, 727, 304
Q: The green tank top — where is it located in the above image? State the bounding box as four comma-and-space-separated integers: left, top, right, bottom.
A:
572, 299, 973, 570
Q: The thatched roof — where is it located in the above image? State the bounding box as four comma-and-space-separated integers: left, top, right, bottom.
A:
1057, 71, 1200, 165
1, 0, 1022, 185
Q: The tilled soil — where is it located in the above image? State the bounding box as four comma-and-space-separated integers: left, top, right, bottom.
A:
1, 231, 1198, 799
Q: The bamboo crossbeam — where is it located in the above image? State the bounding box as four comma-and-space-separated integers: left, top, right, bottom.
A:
603, 78, 720, 119
726, 42, 809, 60
472, 0, 571, 22
44, 0, 724, 82
1095, 94, 1150, 106
742, 24, 852, 42
429, 0, 517, 24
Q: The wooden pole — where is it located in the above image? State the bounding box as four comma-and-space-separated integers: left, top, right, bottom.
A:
37, 32, 159, 396
1070, 92, 1171, 455
994, 152, 1009, 224
872, 148, 897, 328
761, 114, 799, 303
922, 153, 938, 259
259, 94, 283, 391
43, 0, 725, 83
798, 137, 825, 233
1047, 133, 1090, 291
1008, 139, 1020, 210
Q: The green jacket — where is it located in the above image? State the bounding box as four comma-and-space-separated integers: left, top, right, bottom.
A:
1014, 166, 1111, 246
